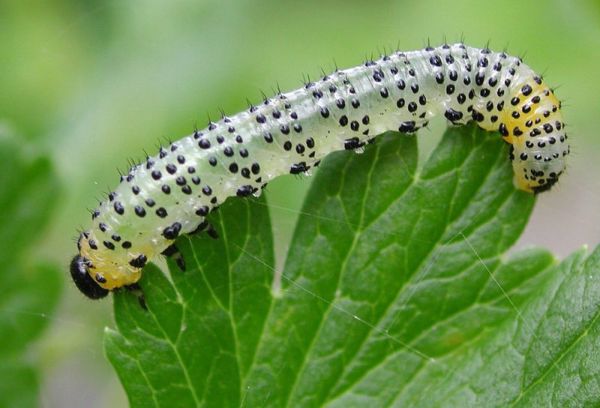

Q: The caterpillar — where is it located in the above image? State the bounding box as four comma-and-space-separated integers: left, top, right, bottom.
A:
71, 43, 569, 299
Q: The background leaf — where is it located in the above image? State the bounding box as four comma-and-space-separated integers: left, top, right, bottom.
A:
0, 131, 63, 408
105, 125, 600, 407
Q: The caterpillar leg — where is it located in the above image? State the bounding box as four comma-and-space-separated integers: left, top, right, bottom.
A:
124, 283, 147, 310
207, 224, 219, 239
190, 220, 219, 240
162, 244, 186, 271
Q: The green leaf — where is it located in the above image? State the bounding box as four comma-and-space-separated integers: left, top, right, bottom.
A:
0, 132, 60, 267
105, 195, 274, 407
0, 360, 39, 408
0, 262, 62, 357
105, 124, 600, 407
0, 131, 63, 408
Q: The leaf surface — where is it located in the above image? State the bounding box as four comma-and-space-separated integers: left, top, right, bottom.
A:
106, 125, 600, 407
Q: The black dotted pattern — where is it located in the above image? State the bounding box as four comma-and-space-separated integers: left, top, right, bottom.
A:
75, 43, 568, 293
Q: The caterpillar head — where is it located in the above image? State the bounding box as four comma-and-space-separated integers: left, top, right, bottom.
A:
72, 231, 144, 299
70, 254, 109, 299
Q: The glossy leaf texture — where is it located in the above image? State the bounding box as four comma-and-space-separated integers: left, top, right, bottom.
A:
105, 124, 600, 407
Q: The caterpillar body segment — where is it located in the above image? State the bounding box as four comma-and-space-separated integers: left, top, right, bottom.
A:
70, 43, 568, 299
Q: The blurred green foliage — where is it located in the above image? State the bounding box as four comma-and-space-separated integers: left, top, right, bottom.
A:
0, 0, 599, 406
0, 131, 62, 407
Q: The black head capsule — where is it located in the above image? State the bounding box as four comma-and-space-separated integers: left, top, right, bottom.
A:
70, 255, 109, 299
532, 178, 558, 194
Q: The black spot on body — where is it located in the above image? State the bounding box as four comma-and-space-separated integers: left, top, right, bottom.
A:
445, 109, 463, 123
114, 202, 124, 215
499, 123, 509, 136
236, 185, 254, 197
129, 254, 147, 268
163, 222, 182, 240
475, 72, 485, 86
196, 206, 209, 217
472, 111, 484, 122
429, 55, 442, 66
